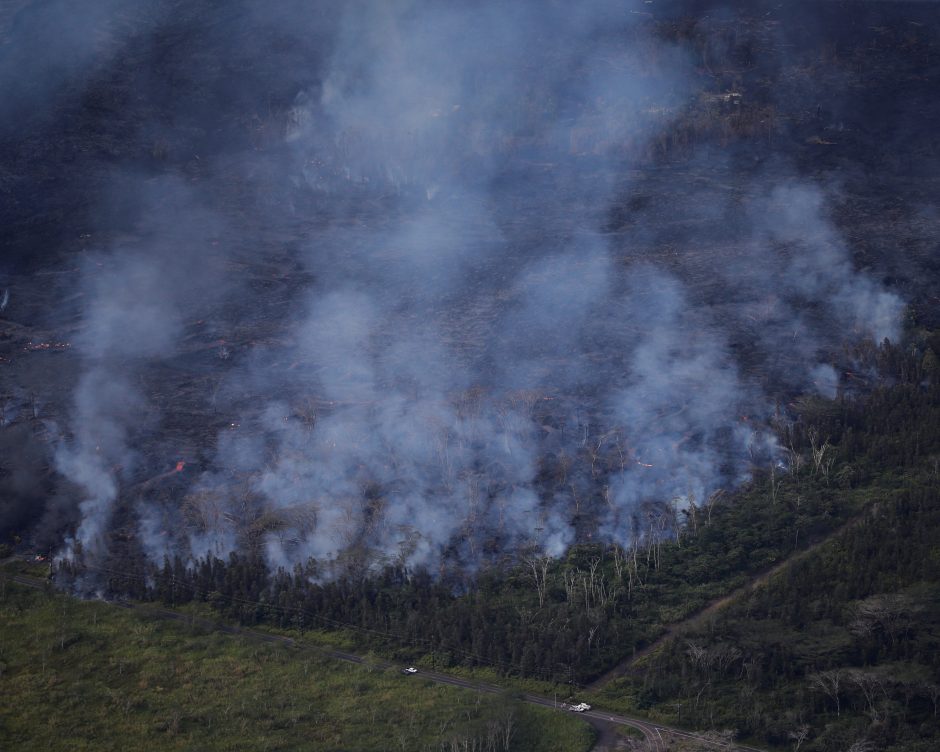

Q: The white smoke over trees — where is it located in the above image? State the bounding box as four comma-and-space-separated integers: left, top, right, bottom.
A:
0, 0, 909, 579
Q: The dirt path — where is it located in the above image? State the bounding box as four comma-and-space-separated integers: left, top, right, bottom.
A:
588, 513, 865, 692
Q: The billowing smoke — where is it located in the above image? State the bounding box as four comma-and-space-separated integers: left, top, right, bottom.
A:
0, 0, 911, 578
53, 179, 229, 563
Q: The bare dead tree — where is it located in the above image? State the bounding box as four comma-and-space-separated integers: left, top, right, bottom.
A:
669, 497, 683, 546
651, 510, 669, 569
611, 544, 626, 582
923, 683, 940, 717
711, 644, 742, 678
782, 425, 806, 476
685, 491, 699, 534
847, 669, 888, 723
788, 724, 810, 752
614, 433, 626, 472
563, 568, 575, 604
810, 669, 844, 716
588, 556, 600, 597
808, 428, 832, 478
770, 461, 780, 505
569, 482, 582, 515
499, 709, 516, 751
523, 553, 551, 609
686, 642, 709, 674
849, 593, 919, 649
704, 490, 724, 525
589, 437, 603, 478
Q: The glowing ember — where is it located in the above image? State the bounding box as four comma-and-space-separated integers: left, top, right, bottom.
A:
174, 461, 186, 473
24, 341, 71, 352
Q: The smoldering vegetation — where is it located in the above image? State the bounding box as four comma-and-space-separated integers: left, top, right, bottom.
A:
0, 0, 936, 583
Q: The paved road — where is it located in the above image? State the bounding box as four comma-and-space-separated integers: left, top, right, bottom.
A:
2, 568, 763, 752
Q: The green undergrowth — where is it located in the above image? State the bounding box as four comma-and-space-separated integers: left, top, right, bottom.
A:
597, 466, 940, 751
0, 581, 594, 752
614, 724, 645, 740
137, 600, 579, 701
148, 595, 583, 701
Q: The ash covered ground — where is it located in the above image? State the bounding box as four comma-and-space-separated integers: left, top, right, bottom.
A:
1, 0, 938, 580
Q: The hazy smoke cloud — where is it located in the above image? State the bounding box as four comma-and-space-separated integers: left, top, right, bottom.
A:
192, 0, 778, 573
53, 179, 229, 562
56, 370, 140, 559
0, 0, 165, 132
0, 1, 907, 577
754, 182, 902, 344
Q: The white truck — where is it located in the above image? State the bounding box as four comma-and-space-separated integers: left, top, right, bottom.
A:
569, 702, 591, 712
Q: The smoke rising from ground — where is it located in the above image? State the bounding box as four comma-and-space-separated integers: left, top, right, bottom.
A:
0, 1, 913, 578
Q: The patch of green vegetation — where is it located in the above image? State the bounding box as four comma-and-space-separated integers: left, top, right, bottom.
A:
0, 581, 594, 752
614, 723, 644, 740
2, 557, 51, 578
605, 467, 940, 751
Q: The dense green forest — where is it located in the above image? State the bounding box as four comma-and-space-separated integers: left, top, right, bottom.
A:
592, 338, 940, 750
53, 331, 940, 749
608, 472, 940, 751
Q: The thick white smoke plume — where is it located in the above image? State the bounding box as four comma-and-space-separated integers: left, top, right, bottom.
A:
54, 180, 228, 563
9, 0, 902, 577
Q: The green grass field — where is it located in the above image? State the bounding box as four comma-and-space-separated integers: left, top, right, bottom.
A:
0, 578, 594, 752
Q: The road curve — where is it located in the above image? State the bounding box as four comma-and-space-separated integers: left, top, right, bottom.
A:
2, 569, 763, 752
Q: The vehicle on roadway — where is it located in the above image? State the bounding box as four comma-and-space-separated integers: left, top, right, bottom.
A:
402, 666, 418, 674
569, 702, 591, 712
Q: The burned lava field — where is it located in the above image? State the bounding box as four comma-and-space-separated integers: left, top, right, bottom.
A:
0, 0, 938, 699
1, 0, 936, 569
1, 0, 938, 576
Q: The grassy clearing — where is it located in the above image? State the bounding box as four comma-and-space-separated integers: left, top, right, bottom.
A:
157, 600, 583, 702
0, 580, 593, 752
